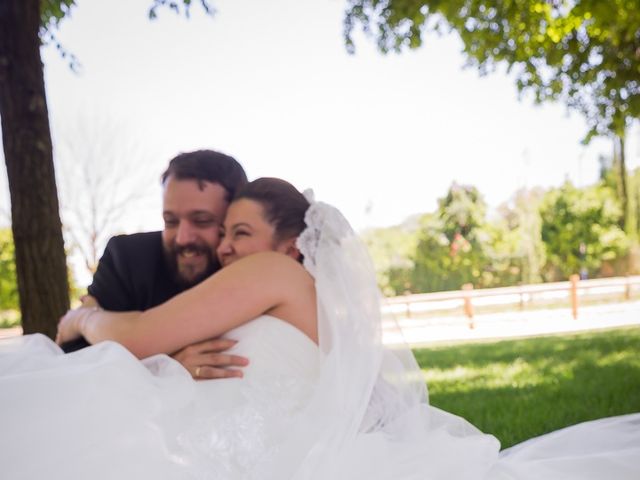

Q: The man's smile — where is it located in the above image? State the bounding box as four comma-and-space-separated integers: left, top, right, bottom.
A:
175, 244, 209, 260
179, 247, 203, 259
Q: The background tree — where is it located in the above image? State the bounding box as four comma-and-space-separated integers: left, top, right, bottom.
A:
495, 187, 546, 285
411, 183, 492, 292
599, 154, 640, 270
601, 145, 639, 240
0, 0, 211, 337
55, 117, 155, 276
0, 228, 19, 313
362, 217, 420, 295
410, 212, 459, 293
0, 0, 71, 337
630, 165, 640, 271
539, 181, 629, 279
363, 179, 636, 295
344, 0, 640, 232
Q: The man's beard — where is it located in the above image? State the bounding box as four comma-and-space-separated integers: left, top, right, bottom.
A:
163, 242, 221, 288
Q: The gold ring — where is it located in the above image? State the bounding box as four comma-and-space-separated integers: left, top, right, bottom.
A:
195, 366, 201, 378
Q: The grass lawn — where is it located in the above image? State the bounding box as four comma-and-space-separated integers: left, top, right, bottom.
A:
412, 326, 640, 449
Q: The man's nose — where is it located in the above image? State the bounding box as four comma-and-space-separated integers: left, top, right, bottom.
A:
175, 221, 196, 245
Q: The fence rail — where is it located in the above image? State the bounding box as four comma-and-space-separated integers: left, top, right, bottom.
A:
382, 275, 640, 328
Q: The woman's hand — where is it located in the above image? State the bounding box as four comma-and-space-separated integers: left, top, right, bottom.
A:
56, 307, 100, 345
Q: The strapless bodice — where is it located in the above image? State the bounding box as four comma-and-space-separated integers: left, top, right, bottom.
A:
222, 314, 320, 381
162, 316, 319, 474
145, 315, 322, 478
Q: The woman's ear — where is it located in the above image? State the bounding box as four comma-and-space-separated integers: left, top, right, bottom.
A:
278, 237, 301, 261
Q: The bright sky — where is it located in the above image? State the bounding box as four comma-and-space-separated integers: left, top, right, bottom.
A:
1, 0, 639, 239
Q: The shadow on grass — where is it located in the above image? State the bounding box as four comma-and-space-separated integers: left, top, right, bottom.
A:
412, 327, 640, 448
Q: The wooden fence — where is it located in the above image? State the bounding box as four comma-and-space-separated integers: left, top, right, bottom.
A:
382, 275, 640, 328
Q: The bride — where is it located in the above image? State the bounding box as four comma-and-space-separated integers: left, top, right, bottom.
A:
1, 177, 638, 480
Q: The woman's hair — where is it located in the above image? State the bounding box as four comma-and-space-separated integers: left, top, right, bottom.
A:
233, 177, 310, 243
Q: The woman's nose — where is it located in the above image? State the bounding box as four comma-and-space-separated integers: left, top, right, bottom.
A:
216, 237, 231, 257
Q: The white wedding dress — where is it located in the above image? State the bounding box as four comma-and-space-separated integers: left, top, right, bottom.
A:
0, 316, 323, 480
1, 316, 638, 480
1, 197, 639, 480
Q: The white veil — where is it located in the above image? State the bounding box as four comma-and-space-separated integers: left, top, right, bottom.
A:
297, 194, 429, 432
261, 194, 498, 480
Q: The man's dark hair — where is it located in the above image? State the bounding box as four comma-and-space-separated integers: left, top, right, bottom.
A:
161, 149, 248, 201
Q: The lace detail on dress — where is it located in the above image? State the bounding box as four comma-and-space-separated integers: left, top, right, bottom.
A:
175, 371, 315, 480
168, 317, 319, 479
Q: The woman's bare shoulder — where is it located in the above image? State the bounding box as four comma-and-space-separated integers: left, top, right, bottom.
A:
231, 251, 312, 278
218, 252, 317, 342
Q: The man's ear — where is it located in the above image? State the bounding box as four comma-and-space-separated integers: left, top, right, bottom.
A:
278, 237, 301, 261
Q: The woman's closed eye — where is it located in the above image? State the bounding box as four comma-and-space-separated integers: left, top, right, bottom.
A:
233, 229, 250, 238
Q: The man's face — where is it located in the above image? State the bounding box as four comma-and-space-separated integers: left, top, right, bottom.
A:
162, 176, 229, 287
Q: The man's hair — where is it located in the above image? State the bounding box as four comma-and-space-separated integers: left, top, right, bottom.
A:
161, 150, 248, 201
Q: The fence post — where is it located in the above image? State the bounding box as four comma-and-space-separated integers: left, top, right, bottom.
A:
625, 275, 631, 301
570, 274, 579, 320
462, 283, 474, 329
518, 286, 525, 311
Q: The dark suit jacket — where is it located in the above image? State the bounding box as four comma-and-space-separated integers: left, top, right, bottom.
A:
62, 232, 187, 352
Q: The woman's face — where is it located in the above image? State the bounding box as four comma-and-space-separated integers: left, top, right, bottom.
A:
217, 199, 285, 267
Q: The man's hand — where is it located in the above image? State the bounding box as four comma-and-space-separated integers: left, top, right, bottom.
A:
172, 338, 249, 380
79, 294, 100, 308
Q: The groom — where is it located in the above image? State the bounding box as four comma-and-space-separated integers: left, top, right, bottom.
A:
61, 149, 250, 379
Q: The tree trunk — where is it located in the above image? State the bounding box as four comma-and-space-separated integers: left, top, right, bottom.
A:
0, 0, 70, 337
615, 134, 629, 232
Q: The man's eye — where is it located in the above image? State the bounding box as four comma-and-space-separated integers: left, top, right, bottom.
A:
164, 219, 178, 228
194, 219, 215, 227
234, 230, 249, 237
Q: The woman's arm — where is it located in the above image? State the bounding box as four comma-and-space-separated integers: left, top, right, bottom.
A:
58, 252, 315, 358
56, 309, 142, 346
